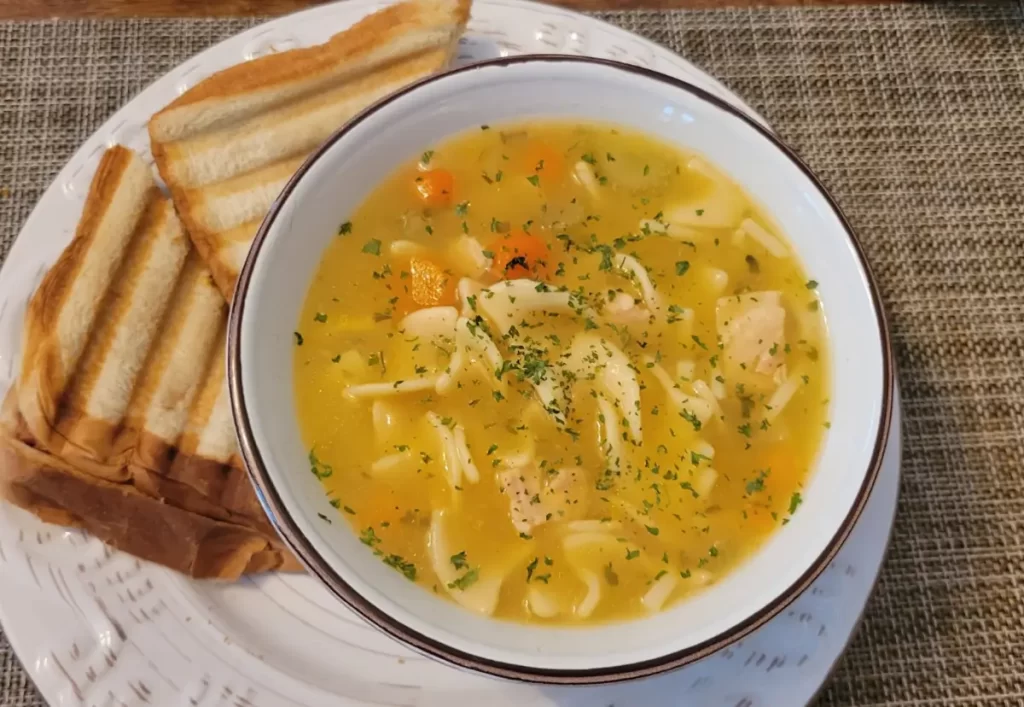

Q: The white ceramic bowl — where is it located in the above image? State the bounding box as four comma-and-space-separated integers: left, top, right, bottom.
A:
228, 56, 894, 684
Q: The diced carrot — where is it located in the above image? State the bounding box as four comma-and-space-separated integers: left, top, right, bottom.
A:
520, 142, 566, 183
760, 447, 803, 494
411, 256, 456, 307
489, 229, 551, 280
387, 255, 456, 315
415, 169, 455, 206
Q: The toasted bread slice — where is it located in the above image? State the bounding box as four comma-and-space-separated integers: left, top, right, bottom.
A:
10, 146, 297, 576
0, 398, 299, 579
150, 0, 472, 298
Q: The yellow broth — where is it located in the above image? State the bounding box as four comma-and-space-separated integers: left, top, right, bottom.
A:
293, 121, 829, 624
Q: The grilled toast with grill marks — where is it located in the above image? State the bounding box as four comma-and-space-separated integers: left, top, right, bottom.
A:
150, 0, 472, 299
2, 146, 299, 578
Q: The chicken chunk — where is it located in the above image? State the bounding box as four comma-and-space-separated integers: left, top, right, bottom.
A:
716, 291, 786, 383
499, 466, 588, 534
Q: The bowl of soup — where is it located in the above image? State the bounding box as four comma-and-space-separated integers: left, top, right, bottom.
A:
228, 55, 893, 683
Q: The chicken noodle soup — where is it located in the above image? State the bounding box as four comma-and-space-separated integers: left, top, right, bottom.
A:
294, 121, 829, 623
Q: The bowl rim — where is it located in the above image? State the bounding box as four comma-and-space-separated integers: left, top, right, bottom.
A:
227, 54, 895, 685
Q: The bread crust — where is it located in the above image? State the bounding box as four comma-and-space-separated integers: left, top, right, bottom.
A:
0, 421, 300, 579
6, 147, 300, 579
149, 0, 472, 298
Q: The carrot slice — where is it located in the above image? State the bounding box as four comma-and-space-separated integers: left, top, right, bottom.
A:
489, 229, 551, 280
387, 255, 456, 315
415, 169, 455, 206
520, 142, 566, 183
410, 256, 456, 306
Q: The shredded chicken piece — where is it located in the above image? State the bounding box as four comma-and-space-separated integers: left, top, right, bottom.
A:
499, 465, 587, 534
716, 291, 786, 380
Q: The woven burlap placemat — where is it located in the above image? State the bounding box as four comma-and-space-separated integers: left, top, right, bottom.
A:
2, 2, 1023, 705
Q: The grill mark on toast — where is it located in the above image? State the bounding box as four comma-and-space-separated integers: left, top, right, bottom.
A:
18, 148, 153, 449
136, 254, 225, 449
184, 329, 233, 465
58, 200, 189, 466
150, 0, 471, 299
218, 220, 261, 244
161, 48, 454, 189
178, 154, 306, 235
148, 0, 471, 143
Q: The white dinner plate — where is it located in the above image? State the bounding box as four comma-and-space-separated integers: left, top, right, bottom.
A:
0, 1, 901, 704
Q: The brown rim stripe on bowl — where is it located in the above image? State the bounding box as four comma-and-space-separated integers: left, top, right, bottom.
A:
227, 54, 895, 685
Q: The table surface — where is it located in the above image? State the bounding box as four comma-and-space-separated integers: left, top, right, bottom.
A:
4, 0, 902, 19
2, 2, 1024, 706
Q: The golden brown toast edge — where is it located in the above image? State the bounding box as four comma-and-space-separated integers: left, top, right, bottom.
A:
148, 0, 472, 299
148, 0, 471, 144
0, 394, 301, 579
11, 146, 290, 551
17, 146, 156, 469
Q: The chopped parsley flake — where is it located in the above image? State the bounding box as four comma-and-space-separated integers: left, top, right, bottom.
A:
447, 567, 480, 590
681, 409, 702, 431
360, 527, 381, 547
309, 449, 333, 479
383, 554, 417, 581
746, 469, 768, 494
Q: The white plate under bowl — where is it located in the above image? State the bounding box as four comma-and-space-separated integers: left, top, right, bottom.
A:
0, 0, 900, 704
